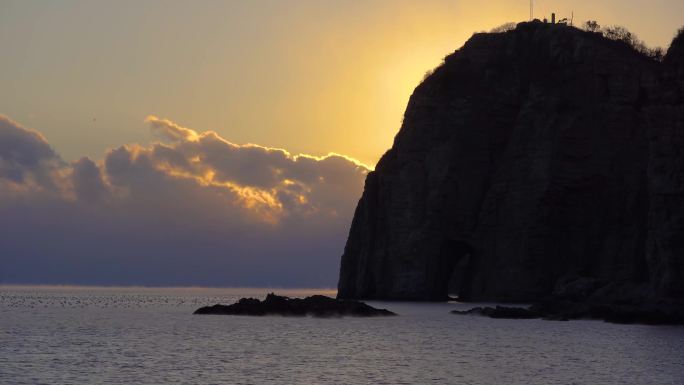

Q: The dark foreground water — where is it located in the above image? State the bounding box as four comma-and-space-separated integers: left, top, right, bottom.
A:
1, 286, 683, 385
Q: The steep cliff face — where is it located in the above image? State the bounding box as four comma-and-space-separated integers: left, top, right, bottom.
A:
338, 22, 684, 303
646, 27, 684, 299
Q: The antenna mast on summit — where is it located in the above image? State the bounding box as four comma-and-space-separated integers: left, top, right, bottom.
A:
530, 0, 533, 20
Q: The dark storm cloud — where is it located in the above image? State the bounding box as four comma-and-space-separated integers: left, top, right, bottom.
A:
0, 115, 368, 287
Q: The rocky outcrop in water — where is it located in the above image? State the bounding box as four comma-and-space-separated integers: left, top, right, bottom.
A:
452, 306, 543, 319
194, 293, 395, 317
338, 21, 684, 318
452, 298, 684, 325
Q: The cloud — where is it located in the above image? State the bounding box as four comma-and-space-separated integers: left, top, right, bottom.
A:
71, 157, 109, 203
145, 115, 199, 142
0, 115, 63, 192
0, 115, 368, 287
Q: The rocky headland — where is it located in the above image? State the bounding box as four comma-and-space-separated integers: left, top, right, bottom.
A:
194, 293, 395, 317
338, 21, 684, 323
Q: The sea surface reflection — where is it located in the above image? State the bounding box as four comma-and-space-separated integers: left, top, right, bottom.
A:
1, 285, 683, 384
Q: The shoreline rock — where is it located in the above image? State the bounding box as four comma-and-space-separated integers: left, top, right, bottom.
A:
452, 306, 543, 319
452, 299, 684, 325
194, 293, 396, 317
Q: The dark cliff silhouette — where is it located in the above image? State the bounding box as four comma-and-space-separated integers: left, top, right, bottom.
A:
337, 21, 684, 319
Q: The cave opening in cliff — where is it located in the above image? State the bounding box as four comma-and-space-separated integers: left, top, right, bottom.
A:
441, 240, 474, 300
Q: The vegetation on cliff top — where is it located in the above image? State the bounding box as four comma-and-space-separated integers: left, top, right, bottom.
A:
581, 20, 665, 61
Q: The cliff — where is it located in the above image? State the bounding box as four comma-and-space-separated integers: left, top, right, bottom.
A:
338, 21, 684, 308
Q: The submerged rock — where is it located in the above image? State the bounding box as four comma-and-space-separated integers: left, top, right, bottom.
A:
452, 306, 542, 319
193, 293, 395, 317
453, 276, 684, 324
532, 298, 684, 325
452, 299, 684, 325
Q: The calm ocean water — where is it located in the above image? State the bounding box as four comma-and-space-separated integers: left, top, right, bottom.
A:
1, 286, 683, 385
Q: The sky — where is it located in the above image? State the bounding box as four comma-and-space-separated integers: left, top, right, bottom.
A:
1, 0, 683, 287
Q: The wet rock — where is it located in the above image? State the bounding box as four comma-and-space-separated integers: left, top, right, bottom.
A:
530, 298, 684, 325
451, 306, 541, 319
452, 297, 684, 324
193, 293, 395, 317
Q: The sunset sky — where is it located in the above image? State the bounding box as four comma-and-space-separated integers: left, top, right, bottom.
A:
1, 0, 683, 287
3, 0, 683, 166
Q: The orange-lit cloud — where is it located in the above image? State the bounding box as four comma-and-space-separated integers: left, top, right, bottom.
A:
145, 115, 200, 142
0, 114, 369, 287
124, 117, 369, 223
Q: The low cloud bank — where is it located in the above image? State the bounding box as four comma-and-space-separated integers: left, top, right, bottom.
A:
0, 114, 368, 287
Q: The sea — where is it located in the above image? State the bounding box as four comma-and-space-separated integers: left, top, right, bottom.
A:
1, 285, 683, 385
